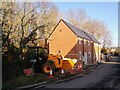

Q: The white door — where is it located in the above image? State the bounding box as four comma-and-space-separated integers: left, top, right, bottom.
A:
84, 53, 88, 65
96, 53, 99, 62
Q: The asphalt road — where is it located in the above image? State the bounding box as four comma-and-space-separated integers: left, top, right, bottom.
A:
36, 56, 120, 89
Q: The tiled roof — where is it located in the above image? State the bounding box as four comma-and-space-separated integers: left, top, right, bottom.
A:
83, 31, 100, 44
62, 20, 91, 41
62, 19, 100, 44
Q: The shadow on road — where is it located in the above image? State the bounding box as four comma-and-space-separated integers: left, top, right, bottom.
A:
105, 56, 120, 64
86, 56, 120, 88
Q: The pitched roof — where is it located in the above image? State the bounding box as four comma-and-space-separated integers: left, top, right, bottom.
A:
62, 19, 100, 44
83, 31, 100, 44
62, 20, 91, 41
49, 19, 100, 44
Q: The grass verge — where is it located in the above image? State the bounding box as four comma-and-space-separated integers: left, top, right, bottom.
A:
2, 64, 97, 90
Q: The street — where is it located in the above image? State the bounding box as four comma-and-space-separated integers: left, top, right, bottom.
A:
36, 56, 120, 89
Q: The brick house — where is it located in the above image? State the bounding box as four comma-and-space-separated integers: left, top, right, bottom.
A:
83, 31, 101, 64
48, 19, 101, 65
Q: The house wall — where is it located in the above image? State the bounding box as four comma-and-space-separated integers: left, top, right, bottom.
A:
76, 38, 84, 62
93, 43, 101, 63
87, 40, 93, 65
98, 44, 102, 62
65, 38, 84, 65
49, 20, 78, 58
91, 41, 94, 64
64, 41, 78, 59
83, 39, 93, 65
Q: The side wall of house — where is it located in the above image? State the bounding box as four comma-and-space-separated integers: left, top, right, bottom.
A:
76, 38, 84, 64
49, 20, 78, 58
98, 44, 102, 62
65, 38, 84, 65
91, 41, 94, 64
87, 40, 93, 65
64, 41, 78, 59
83, 39, 93, 65
94, 43, 101, 63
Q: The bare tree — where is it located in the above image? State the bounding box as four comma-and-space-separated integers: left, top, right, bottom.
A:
83, 19, 112, 48
66, 9, 112, 48
39, 2, 59, 39
100, 29, 112, 48
66, 9, 89, 29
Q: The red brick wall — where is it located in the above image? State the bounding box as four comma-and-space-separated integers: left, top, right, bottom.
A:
49, 20, 78, 57
64, 43, 78, 59
91, 42, 96, 64
65, 39, 84, 66
83, 40, 93, 65
87, 41, 93, 64
65, 39, 83, 60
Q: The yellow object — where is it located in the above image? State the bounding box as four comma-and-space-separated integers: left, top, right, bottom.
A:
42, 54, 63, 74
43, 55, 77, 73
62, 58, 77, 70
47, 54, 63, 68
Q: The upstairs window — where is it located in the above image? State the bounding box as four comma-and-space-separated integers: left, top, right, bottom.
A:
84, 39, 86, 44
88, 41, 90, 46
88, 52, 91, 58
79, 51, 82, 60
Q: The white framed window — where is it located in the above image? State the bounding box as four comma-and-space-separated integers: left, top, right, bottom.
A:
91, 41, 93, 44
84, 39, 86, 44
79, 51, 82, 60
88, 52, 91, 58
84, 53, 88, 65
88, 41, 90, 46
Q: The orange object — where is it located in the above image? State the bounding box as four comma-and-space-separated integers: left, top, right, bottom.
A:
78, 64, 83, 71
49, 70, 53, 78
70, 67, 73, 74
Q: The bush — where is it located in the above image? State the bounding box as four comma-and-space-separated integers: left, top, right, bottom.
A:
101, 48, 107, 54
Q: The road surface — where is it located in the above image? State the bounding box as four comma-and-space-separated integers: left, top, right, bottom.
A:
36, 56, 120, 89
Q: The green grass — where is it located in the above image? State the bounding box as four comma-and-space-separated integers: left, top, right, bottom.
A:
2, 70, 83, 90
2, 73, 51, 90
2, 65, 96, 90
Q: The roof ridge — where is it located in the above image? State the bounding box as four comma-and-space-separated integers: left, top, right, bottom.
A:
62, 19, 91, 40
61, 19, 82, 31
62, 19, 100, 44
83, 30, 100, 44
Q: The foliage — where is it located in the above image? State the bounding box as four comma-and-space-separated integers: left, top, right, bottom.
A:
2, 2, 59, 81
101, 48, 107, 54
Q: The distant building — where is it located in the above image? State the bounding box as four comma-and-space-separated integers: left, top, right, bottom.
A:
106, 47, 119, 55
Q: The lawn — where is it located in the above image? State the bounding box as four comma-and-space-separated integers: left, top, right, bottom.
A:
2, 73, 51, 90
2, 64, 96, 90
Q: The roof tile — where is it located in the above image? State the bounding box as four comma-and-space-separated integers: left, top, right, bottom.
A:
62, 19, 100, 44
